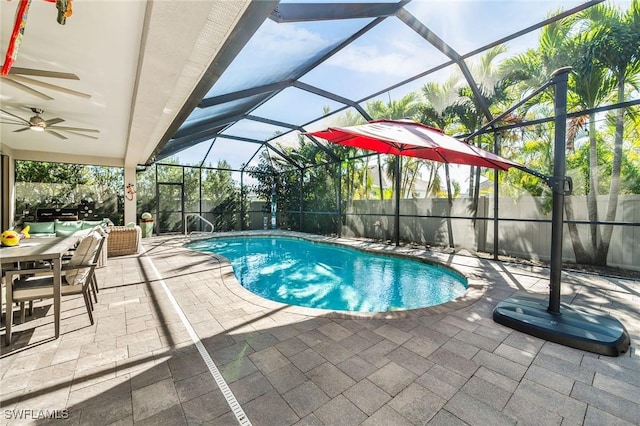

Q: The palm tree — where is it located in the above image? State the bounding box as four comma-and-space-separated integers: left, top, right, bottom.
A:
365, 93, 422, 200
418, 74, 462, 197
500, 2, 640, 266
418, 75, 465, 246
582, 0, 640, 264
501, 16, 589, 256
566, 31, 616, 262
452, 45, 512, 218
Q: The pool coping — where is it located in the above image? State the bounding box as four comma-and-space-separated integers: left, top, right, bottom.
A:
183, 230, 488, 320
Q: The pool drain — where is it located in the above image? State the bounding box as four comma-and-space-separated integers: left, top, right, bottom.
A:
142, 252, 251, 426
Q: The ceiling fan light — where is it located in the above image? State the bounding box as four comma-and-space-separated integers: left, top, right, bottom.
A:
29, 115, 46, 131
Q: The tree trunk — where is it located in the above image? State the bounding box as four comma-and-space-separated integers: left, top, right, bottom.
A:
377, 155, 384, 201
348, 164, 355, 209
406, 165, 417, 198
425, 166, 435, 197
391, 157, 396, 200
445, 164, 455, 249
472, 166, 481, 225
586, 112, 600, 254
595, 79, 625, 265
401, 161, 409, 198
564, 195, 592, 263
363, 162, 368, 200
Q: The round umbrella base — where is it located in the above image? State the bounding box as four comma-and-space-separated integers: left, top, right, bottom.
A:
493, 292, 630, 357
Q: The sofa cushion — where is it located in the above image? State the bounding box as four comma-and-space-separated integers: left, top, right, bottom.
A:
24, 221, 55, 234
81, 220, 105, 230
55, 221, 83, 236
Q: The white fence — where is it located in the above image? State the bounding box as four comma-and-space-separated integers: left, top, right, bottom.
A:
343, 194, 640, 272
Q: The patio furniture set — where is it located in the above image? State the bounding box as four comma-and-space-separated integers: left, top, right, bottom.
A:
1, 221, 141, 346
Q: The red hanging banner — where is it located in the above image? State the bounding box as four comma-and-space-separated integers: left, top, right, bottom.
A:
1, 0, 32, 76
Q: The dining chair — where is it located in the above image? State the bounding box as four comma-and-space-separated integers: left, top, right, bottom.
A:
24, 228, 106, 317
88, 226, 108, 303
60, 226, 109, 306
4, 231, 102, 346
60, 227, 106, 305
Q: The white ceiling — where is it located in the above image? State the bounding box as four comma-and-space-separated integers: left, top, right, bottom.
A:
0, 0, 255, 168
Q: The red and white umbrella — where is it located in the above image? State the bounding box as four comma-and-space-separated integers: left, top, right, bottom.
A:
306, 119, 520, 171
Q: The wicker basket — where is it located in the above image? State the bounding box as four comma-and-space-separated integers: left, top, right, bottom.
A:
106, 225, 141, 257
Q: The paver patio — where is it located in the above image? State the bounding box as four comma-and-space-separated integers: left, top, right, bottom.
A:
1, 232, 638, 425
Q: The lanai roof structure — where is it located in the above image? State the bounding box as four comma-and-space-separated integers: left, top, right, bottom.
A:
153, 0, 614, 169
1, 0, 620, 172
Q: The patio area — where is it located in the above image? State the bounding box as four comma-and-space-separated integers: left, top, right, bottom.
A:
1, 233, 638, 425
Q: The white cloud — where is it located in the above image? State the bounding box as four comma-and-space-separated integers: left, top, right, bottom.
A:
253, 22, 334, 56
326, 43, 428, 77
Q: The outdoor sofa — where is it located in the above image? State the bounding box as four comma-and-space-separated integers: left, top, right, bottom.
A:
23, 220, 141, 258
25, 220, 107, 237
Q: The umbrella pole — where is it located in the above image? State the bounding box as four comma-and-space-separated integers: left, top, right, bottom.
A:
548, 67, 568, 314
493, 67, 630, 356
493, 133, 500, 261
395, 155, 401, 246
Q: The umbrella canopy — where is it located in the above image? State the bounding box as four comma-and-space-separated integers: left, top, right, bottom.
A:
306, 119, 521, 171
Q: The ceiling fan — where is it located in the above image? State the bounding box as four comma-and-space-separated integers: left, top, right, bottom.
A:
0, 107, 100, 140
0, 66, 91, 100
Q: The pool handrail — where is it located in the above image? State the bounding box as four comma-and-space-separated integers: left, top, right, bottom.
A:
184, 213, 214, 236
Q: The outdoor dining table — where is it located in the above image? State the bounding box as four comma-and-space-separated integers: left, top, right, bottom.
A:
1, 234, 85, 345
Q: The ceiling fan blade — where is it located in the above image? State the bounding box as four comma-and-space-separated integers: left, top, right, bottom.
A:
7, 75, 91, 99
49, 126, 100, 133
44, 129, 68, 140
0, 120, 26, 125
0, 109, 29, 124
0, 77, 54, 100
8, 67, 79, 80
62, 130, 99, 140
13, 127, 31, 133
45, 118, 65, 126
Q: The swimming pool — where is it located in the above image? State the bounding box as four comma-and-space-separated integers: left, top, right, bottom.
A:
188, 235, 468, 313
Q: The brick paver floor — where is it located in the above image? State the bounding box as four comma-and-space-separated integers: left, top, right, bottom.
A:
1, 232, 638, 425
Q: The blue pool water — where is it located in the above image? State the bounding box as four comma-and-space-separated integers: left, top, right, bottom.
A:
188, 236, 467, 313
